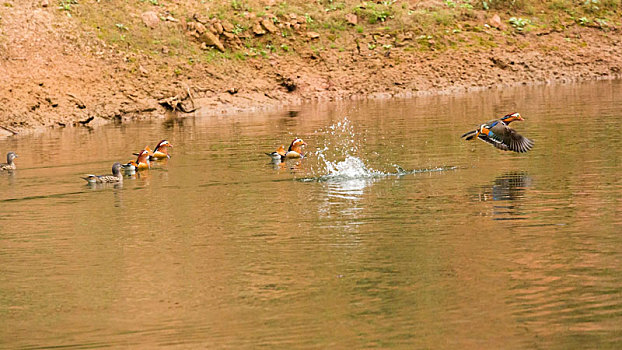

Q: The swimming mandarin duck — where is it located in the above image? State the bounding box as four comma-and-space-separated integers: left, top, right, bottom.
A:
266, 138, 307, 161
285, 138, 307, 158
150, 140, 173, 159
133, 140, 173, 160
137, 149, 151, 169
0, 152, 18, 171
130, 149, 151, 170
82, 162, 123, 184
461, 112, 534, 153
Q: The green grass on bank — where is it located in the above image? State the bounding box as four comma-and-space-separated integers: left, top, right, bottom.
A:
58, 0, 621, 68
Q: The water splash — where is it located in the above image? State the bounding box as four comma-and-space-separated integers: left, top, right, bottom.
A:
307, 117, 382, 182
304, 117, 455, 183
320, 156, 384, 181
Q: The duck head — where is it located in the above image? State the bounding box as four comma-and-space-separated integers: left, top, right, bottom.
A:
111, 162, 123, 176
6, 152, 17, 164
501, 112, 524, 124
154, 140, 173, 151
288, 138, 307, 153
135, 149, 151, 169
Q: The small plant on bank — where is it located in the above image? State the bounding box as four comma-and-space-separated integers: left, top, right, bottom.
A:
232, 24, 245, 35
509, 16, 530, 30
115, 23, 129, 31
594, 18, 608, 27
577, 16, 590, 25
58, 0, 78, 16
355, 2, 394, 24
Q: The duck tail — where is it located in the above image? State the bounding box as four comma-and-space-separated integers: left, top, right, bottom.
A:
461, 130, 477, 140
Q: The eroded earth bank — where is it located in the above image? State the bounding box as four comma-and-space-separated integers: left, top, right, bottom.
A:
0, 0, 620, 137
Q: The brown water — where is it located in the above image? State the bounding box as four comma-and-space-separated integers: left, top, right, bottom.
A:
1, 80, 621, 349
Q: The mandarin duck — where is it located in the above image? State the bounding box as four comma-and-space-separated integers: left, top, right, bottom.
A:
0, 152, 18, 171
266, 138, 307, 161
461, 112, 534, 153
285, 138, 307, 158
82, 162, 123, 184
130, 149, 151, 170
133, 140, 173, 160
150, 140, 173, 159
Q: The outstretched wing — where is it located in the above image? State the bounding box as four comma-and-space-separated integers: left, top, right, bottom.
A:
477, 133, 510, 151
488, 124, 534, 153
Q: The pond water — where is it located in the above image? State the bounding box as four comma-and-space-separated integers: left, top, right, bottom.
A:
1, 80, 621, 349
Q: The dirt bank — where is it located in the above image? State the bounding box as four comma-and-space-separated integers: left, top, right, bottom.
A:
1, 1, 621, 137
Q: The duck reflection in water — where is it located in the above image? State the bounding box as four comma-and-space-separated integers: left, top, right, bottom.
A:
271, 158, 304, 172
473, 172, 532, 220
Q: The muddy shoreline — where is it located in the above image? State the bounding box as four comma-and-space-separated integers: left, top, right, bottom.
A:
1, 3, 621, 138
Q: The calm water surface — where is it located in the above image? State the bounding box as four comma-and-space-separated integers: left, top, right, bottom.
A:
1, 81, 621, 349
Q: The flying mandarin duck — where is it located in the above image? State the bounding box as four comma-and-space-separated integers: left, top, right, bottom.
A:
461, 112, 533, 153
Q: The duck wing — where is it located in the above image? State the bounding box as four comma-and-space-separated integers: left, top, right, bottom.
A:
477, 133, 509, 151
488, 123, 534, 153
97, 175, 121, 183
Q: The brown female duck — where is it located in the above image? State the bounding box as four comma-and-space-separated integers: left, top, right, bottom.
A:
0, 152, 18, 171
82, 162, 123, 184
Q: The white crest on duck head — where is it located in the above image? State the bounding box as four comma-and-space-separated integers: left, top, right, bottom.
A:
156, 140, 171, 148
501, 112, 524, 122
291, 138, 306, 146
137, 149, 150, 162
288, 138, 306, 152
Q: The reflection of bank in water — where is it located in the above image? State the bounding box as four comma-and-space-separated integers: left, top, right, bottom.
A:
473, 172, 532, 220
